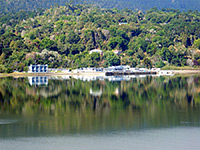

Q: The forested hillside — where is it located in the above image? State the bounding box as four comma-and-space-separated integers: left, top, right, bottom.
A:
1, 3, 200, 72
1, 0, 200, 14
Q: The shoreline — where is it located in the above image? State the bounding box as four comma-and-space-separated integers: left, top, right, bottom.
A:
1, 70, 200, 77
172, 70, 200, 74
0, 72, 105, 77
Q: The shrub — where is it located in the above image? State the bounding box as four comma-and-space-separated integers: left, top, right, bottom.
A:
0, 65, 6, 73
6, 67, 13, 73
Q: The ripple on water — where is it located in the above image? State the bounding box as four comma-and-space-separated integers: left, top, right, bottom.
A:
0, 119, 18, 125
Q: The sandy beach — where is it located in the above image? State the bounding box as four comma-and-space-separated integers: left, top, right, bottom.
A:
172, 70, 200, 74
0, 72, 105, 77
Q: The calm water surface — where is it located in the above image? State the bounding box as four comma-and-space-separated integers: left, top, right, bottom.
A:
0, 75, 200, 150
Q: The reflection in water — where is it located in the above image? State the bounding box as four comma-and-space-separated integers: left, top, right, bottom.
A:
0, 119, 18, 125
0, 75, 200, 137
28, 75, 162, 86
71, 74, 156, 81
28, 76, 48, 86
90, 88, 102, 96
27, 75, 154, 86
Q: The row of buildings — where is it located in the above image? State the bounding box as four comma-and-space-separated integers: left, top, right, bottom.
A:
28, 64, 161, 74
27, 49, 122, 73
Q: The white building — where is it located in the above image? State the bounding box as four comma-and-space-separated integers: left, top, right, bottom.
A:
28, 64, 48, 73
119, 22, 128, 25
89, 49, 103, 55
158, 70, 174, 76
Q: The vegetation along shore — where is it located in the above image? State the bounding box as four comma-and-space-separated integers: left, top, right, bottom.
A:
1, 2, 200, 73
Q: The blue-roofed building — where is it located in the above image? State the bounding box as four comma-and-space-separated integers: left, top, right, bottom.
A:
28, 64, 48, 73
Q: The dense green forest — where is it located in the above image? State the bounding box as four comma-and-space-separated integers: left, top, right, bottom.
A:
1, 3, 200, 72
1, 0, 200, 14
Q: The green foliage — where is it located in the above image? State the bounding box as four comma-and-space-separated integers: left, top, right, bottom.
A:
0, 65, 6, 73
6, 67, 13, 73
129, 57, 137, 67
160, 47, 171, 62
66, 31, 80, 44
104, 51, 120, 66
143, 57, 152, 69
194, 39, 200, 49
108, 36, 128, 51
1, 3, 200, 70
86, 52, 101, 67
161, 66, 198, 70
127, 50, 134, 56
194, 52, 200, 60
155, 60, 165, 68
41, 37, 56, 50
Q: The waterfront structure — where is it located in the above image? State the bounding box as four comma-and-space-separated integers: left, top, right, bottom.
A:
48, 68, 70, 73
104, 65, 131, 72
28, 64, 48, 73
158, 70, 174, 76
72, 67, 104, 73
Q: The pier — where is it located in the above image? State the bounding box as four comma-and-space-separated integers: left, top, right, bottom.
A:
105, 71, 157, 76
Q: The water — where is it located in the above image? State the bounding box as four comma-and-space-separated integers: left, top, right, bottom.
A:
1, 128, 200, 150
0, 75, 200, 149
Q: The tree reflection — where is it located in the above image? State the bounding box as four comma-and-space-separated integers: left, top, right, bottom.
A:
0, 75, 200, 136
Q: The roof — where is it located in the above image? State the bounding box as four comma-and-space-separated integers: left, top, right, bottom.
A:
112, 49, 122, 55
119, 22, 128, 25
89, 49, 103, 54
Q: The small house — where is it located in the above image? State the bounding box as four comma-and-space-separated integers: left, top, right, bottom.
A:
119, 22, 128, 25
89, 49, 103, 55
112, 49, 122, 55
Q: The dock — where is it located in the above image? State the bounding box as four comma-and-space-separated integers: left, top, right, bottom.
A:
105, 71, 157, 76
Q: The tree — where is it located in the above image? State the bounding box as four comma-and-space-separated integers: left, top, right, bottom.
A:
0, 65, 6, 73
143, 57, 152, 68
129, 57, 137, 67
127, 50, 134, 56
41, 37, 56, 50
194, 39, 200, 49
29, 32, 36, 40
194, 52, 200, 60
108, 36, 128, 50
86, 52, 101, 67
160, 47, 172, 62
136, 48, 145, 60
6, 67, 13, 73
66, 31, 80, 44
155, 60, 165, 68
104, 51, 120, 66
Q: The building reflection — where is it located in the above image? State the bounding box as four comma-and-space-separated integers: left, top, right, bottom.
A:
89, 88, 102, 97
71, 75, 151, 82
28, 76, 48, 86
28, 75, 158, 86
